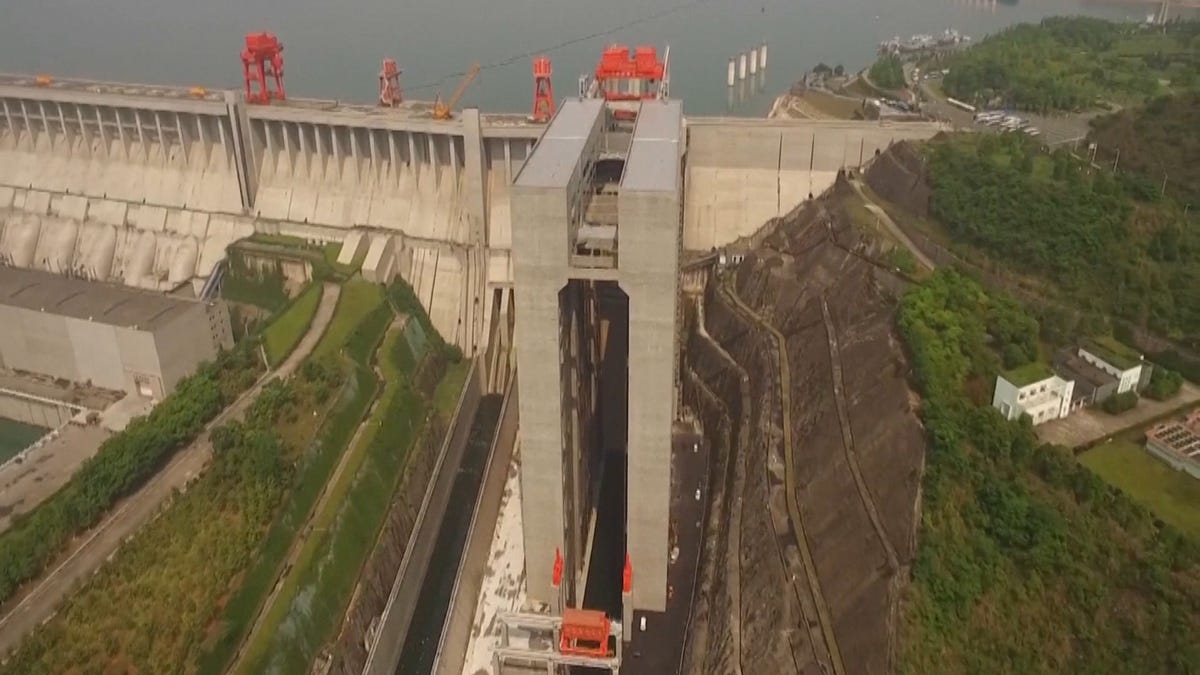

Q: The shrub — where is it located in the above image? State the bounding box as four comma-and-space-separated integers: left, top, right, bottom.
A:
1101, 390, 1139, 414
1144, 367, 1183, 401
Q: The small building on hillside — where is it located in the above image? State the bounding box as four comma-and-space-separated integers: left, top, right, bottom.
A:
992, 362, 1074, 425
1054, 349, 1118, 408
1078, 337, 1152, 395
1145, 410, 1200, 480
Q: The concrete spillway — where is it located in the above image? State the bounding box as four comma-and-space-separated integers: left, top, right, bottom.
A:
0, 72, 942, 352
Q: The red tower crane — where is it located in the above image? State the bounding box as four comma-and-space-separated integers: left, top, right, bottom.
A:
531, 56, 555, 122
241, 32, 286, 104
379, 58, 403, 107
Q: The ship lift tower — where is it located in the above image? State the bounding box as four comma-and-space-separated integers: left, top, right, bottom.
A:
241, 32, 286, 104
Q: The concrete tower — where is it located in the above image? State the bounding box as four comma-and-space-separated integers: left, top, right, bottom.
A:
510, 98, 682, 618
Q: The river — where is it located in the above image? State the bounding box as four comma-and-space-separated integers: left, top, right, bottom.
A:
0, 0, 1174, 115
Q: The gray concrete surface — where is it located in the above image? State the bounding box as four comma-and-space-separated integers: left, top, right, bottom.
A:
0, 282, 340, 657
0, 424, 111, 534
1037, 382, 1200, 449
364, 361, 485, 675
510, 99, 681, 613
432, 375, 518, 675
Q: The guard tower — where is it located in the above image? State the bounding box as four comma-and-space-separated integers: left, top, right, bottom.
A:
510, 98, 682, 624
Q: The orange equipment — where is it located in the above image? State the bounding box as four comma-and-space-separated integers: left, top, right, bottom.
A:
531, 56, 555, 122
559, 608, 611, 658
241, 32, 285, 104
380, 58, 403, 107
433, 62, 481, 120
622, 553, 632, 594
594, 45, 666, 102
552, 547, 564, 588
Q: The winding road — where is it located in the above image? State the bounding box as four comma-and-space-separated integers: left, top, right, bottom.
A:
0, 283, 341, 657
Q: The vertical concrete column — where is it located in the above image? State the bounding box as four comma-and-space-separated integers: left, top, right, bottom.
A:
760, 42, 768, 70
407, 132, 419, 187
53, 102, 68, 138
224, 90, 258, 212
738, 53, 748, 80
387, 131, 400, 185
510, 186, 569, 606
174, 112, 188, 165
75, 106, 91, 156
749, 49, 758, 75
93, 107, 109, 155
428, 134, 440, 189
460, 108, 489, 247
727, 59, 736, 87
1, 100, 13, 136
133, 109, 147, 153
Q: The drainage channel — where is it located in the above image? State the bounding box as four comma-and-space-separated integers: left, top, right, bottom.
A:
395, 394, 504, 674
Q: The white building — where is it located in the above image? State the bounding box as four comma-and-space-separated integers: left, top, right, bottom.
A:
1078, 341, 1145, 395
992, 368, 1075, 426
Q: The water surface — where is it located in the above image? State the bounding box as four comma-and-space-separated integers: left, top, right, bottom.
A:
0, 0, 1164, 114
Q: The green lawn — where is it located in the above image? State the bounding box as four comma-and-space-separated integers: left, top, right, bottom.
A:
1080, 439, 1200, 539
433, 359, 472, 416
262, 283, 322, 366
313, 280, 385, 357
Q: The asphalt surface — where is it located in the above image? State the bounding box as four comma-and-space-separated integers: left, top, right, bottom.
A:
0, 283, 341, 657
621, 425, 707, 675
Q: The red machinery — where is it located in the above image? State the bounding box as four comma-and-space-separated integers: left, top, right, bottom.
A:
380, 58, 403, 107
531, 56, 555, 122
559, 608, 611, 658
593, 45, 666, 102
241, 32, 285, 104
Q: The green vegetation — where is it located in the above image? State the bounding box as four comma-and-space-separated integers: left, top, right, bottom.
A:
942, 17, 1200, 112
924, 132, 1200, 345
233, 279, 464, 674
868, 55, 906, 90
1102, 390, 1140, 415
315, 280, 387, 358
0, 418, 46, 463
222, 252, 290, 312
898, 270, 1200, 674
0, 344, 261, 605
2, 379, 297, 673
1082, 439, 1200, 539
1084, 335, 1143, 370
1002, 361, 1054, 387
262, 283, 322, 366
197, 284, 390, 675
242, 234, 364, 281
1089, 93, 1200, 207
1146, 367, 1185, 401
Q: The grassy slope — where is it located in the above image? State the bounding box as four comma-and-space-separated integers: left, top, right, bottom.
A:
1088, 93, 1200, 207
262, 283, 322, 366
1081, 439, 1200, 539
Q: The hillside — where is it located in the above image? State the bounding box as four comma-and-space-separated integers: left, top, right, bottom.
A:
1088, 93, 1200, 207
865, 133, 1200, 347
940, 17, 1200, 112
897, 270, 1200, 673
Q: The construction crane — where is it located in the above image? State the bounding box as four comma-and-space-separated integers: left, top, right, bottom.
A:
433, 63, 481, 120
241, 32, 286, 104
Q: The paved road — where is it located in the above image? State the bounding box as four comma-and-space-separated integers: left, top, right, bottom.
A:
0, 283, 341, 657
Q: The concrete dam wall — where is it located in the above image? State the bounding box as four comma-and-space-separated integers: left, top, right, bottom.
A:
0, 73, 944, 350
683, 119, 943, 251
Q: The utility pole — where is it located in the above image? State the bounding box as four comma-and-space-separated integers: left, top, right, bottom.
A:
1162, 173, 1168, 198
1112, 147, 1120, 173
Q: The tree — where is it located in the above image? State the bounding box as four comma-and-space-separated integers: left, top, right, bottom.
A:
869, 55, 906, 90
834, 64, 845, 77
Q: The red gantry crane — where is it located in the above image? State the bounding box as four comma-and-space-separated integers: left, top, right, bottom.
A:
241, 32, 286, 104
379, 58, 403, 107
531, 55, 555, 122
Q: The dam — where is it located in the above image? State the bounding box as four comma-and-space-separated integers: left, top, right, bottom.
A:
0, 71, 941, 356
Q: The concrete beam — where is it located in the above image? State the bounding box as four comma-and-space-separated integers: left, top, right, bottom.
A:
461, 108, 489, 247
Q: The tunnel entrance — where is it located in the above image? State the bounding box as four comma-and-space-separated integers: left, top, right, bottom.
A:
559, 279, 629, 618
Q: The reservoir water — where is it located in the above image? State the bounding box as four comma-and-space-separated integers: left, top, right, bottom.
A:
0, 0, 1178, 116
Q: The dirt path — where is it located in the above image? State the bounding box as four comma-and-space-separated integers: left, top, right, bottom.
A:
0, 283, 341, 657
720, 280, 846, 675
850, 179, 936, 272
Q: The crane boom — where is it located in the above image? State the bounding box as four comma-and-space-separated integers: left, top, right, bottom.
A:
433, 63, 481, 120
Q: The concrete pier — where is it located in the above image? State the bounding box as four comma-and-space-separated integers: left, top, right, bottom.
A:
727, 59, 736, 87
760, 42, 768, 69
738, 53, 748, 80
750, 49, 759, 75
